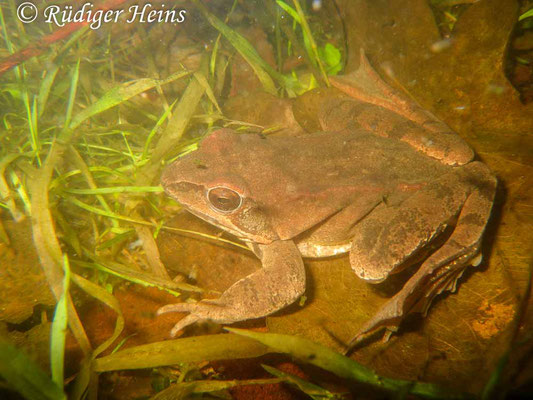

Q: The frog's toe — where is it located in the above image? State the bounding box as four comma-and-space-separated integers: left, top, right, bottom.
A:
358, 314, 400, 338
158, 300, 231, 336
157, 302, 199, 315
345, 315, 400, 351
157, 302, 203, 337
169, 314, 201, 337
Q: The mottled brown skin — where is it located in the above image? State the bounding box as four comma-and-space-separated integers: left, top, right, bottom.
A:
158, 52, 497, 344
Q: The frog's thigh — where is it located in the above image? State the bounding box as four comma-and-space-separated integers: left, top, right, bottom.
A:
349, 171, 470, 282
330, 51, 473, 166
355, 162, 496, 336
391, 121, 474, 166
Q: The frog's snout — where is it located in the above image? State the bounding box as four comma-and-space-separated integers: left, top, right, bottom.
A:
160, 164, 172, 186
161, 161, 182, 188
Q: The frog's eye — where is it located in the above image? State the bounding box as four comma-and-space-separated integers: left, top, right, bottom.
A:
207, 186, 242, 213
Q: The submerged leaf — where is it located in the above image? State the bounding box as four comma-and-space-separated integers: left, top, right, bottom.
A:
0, 219, 55, 323
0, 342, 66, 400
93, 333, 269, 372
320, 43, 342, 75
50, 255, 70, 388
227, 328, 474, 399
263, 364, 340, 399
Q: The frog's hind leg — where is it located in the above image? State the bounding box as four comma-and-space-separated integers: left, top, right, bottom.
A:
331, 48, 447, 136
330, 49, 473, 166
348, 162, 496, 347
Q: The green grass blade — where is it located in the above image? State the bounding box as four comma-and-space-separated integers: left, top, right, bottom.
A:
66, 272, 125, 399
50, 254, 71, 389
192, 0, 284, 95
519, 8, 533, 21
67, 196, 156, 225
146, 68, 206, 172
194, 71, 222, 113
63, 186, 163, 195
74, 256, 199, 295
320, 43, 342, 75
69, 71, 190, 130
8, 170, 31, 215
263, 364, 338, 399
68, 196, 247, 251
67, 146, 119, 229
96, 229, 135, 250
23, 81, 40, 165
27, 139, 92, 355
50, 166, 131, 190
276, 0, 301, 23
291, 0, 329, 85
64, 59, 80, 129
37, 63, 60, 117
0, 5, 14, 54
0, 153, 26, 220
163, 225, 250, 251
142, 100, 177, 161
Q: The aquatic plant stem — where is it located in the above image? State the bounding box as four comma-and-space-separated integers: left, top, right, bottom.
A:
291, 0, 330, 86
28, 138, 91, 355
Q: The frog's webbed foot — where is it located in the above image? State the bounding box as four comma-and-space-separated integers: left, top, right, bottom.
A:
347, 254, 472, 348
330, 48, 413, 118
347, 162, 496, 350
329, 49, 473, 166
157, 240, 306, 337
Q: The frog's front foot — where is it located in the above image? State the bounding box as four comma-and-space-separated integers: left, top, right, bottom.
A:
158, 240, 306, 337
157, 300, 230, 337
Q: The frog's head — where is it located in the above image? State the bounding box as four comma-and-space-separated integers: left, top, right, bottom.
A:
161, 129, 279, 244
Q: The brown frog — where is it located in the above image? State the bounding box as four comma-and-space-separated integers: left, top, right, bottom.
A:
158, 52, 497, 345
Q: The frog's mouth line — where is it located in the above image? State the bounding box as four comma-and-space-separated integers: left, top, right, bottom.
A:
182, 205, 257, 244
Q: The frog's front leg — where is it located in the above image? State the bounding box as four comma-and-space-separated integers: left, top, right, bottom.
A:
157, 239, 305, 337
347, 162, 496, 347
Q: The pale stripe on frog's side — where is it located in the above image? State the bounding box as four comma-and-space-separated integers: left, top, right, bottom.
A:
296, 240, 352, 259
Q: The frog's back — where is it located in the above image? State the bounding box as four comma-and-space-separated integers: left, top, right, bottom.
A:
269, 129, 450, 189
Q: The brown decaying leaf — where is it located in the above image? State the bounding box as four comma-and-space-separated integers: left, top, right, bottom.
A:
0, 219, 55, 324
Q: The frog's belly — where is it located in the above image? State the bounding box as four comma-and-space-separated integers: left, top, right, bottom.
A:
297, 240, 352, 258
